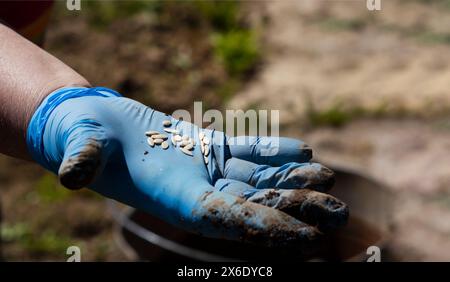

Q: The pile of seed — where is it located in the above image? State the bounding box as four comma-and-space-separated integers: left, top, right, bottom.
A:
145, 130, 169, 149
145, 120, 209, 163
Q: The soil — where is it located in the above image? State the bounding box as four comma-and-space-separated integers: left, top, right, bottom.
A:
230, 0, 450, 123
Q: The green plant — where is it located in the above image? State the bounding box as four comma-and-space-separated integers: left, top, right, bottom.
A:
307, 105, 353, 127
1, 222, 75, 255
414, 31, 450, 45
416, 0, 450, 8
196, 1, 239, 32
305, 99, 373, 127
212, 30, 260, 77
35, 173, 71, 203
1, 223, 29, 242
21, 230, 74, 255
84, 0, 163, 28
196, 1, 261, 78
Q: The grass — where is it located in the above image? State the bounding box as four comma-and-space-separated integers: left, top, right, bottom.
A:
307, 104, 356, 127
212, 30, 260, 77
197, 1, 261, 78
21, 231, 75, 256
306, 100, 391, 128
196, 1, 240, 32
433, 117, 450, 131
381, 21, 450, 46
2, 222, 76, 256
415, 0, 450, 8
1, 222, 29, 242
315, 10, 450, 46
412, 30, 450, 45
35, 173, 71, 203
304, 100, 437, 128
83, 0, 163, 29
32, 172, 100, 203
428, 191, 450, 210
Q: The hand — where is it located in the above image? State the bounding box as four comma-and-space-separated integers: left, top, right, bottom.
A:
27, 87, 349, 252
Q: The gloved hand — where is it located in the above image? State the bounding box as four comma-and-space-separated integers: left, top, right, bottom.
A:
27, 87, 348, 251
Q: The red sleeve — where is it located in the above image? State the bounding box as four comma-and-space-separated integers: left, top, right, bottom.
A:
0, 0, 54, 44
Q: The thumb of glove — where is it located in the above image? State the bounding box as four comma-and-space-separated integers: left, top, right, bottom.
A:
27, 87, 121, 190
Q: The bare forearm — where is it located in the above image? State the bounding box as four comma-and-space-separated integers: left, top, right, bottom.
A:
0, 24, 90, 160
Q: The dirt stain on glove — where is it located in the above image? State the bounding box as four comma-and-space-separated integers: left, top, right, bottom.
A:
59, 140, 102, 190
247, 189, 349, 231
194, 191, 322, 255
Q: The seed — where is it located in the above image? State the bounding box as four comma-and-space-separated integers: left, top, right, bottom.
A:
204, 144, 210, 156
190, 139, 196, 146
174, 135, 182, 142
199, 132, 205, 141
153, 138, 164, 145
145, 130, 160, 137
184, 143, 194, 150
182, 135, 189, 141
163, 120, 172, 127
204, 156, 209, 165
163, 128, 179, 134
161, 141, 169, 150
152, 134, 168, 140
203, 136, 210, 145
147, 137, 155, 147
180, 140, 190, 147
200, 143, 205, 154
171, 136, 177, 146
180, 147, 193, 156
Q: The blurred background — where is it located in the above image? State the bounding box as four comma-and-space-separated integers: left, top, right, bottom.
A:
1, 0, 450, 261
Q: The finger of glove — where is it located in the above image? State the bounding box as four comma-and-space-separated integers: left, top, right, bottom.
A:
228, 136, 312, 166
215, 179, 348, 231
224, 157, 335, 192
190, 188, 322, 253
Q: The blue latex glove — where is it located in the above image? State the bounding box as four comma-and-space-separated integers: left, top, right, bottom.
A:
27, 87, 348, 251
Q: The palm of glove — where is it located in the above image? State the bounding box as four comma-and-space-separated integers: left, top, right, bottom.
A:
39, 92, 348, 251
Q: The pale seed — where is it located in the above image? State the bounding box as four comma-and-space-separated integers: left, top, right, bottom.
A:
204, 156, 209, 165
204, 144, 210, 156
164, 128, 179, 134
163, 120, 172, 127
174, 135, 182, 142
180, 140, 190, 147
199, 132, 205, 141
181, 147, 193, 156
203, 136, 210, 145
145, 130, 160, 137
200, 142, 205, 154
171, 136, 177, 146
184, 143, 194, 150
161, 141, 169, 150
147, 137, 155, 147
152, 134, 168, 140
182, 135, 189, 141
153, 138, 164, 145
190, 139, 196, 146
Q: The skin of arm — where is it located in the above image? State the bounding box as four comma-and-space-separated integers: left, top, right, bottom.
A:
0, 23, 90, 160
